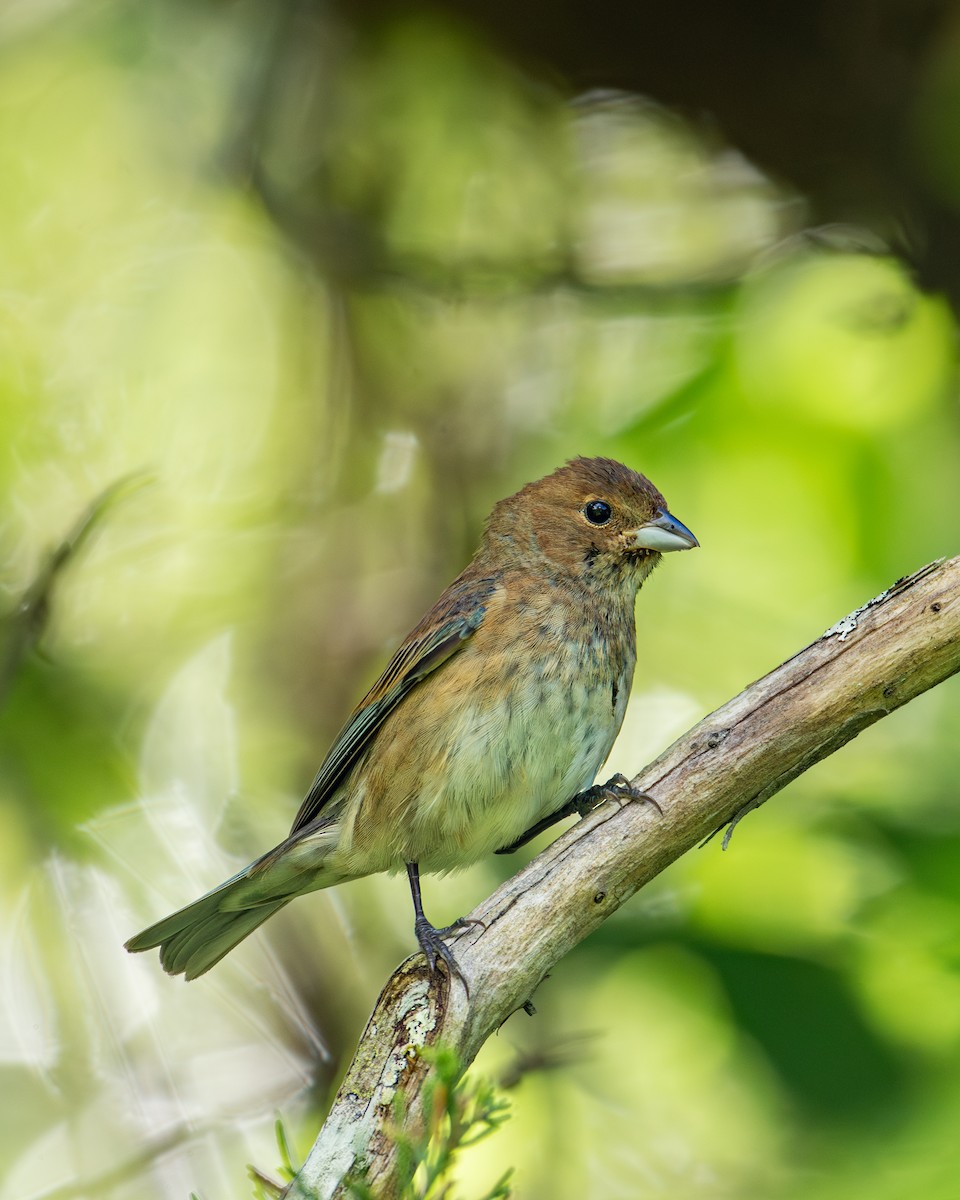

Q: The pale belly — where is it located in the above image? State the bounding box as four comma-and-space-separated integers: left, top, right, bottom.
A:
274, 660, 631, 895
377, 658, 632, 873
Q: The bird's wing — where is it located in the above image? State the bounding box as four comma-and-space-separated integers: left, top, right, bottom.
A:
289, 575, 498, 834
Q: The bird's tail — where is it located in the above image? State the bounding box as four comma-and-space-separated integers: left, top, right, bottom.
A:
125, 871, 292, 980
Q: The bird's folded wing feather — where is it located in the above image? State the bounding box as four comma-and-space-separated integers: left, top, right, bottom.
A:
289, 575, 498, 834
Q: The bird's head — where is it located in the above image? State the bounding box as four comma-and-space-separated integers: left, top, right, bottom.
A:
483, 456, 698, 583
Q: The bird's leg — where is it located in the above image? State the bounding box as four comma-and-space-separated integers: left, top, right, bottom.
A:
496, 773, 661, 854
405, 862, 482, 991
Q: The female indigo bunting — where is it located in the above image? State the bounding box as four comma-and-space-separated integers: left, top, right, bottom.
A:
126, 457, 697, 982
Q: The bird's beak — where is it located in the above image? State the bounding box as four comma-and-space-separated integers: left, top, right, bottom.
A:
631, 508, 699, 553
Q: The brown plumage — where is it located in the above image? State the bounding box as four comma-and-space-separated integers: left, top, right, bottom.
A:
125, 457, 697, 983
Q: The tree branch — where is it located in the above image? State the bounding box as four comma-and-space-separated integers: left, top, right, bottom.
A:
284, 556, 960, 1199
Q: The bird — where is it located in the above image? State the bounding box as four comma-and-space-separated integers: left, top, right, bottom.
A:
125, 457, 698, 985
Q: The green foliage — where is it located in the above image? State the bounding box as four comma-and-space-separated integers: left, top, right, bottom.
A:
248, 1118, 301, 1199
345, 1047, 512, 1200
245, 1056, 511, 1200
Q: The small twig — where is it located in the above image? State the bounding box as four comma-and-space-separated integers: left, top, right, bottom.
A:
0, 473, 151, 704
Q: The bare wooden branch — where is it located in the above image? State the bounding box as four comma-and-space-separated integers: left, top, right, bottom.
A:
284, 556, 960, 1199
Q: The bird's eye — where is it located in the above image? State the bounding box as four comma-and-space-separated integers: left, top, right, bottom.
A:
583, 500, 612, 525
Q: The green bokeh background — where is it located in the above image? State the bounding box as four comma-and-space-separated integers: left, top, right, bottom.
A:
2, 5, 960, 1199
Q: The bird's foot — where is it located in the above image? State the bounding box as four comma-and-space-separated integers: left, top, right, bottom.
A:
494, 775, 661, 855
414, 915, 483, 993
572, 773, 662, 819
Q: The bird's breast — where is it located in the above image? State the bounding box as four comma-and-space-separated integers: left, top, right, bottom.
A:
339, 585, 638, 875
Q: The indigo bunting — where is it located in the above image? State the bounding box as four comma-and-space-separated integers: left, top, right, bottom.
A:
126, 457, 697, 983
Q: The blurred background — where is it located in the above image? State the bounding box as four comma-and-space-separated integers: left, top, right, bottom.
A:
3, 1, 960, 1197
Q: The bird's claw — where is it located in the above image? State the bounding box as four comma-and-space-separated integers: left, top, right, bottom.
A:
573, 773, 662, 818
494, 776, 661, 855
414, 916, 481, 994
